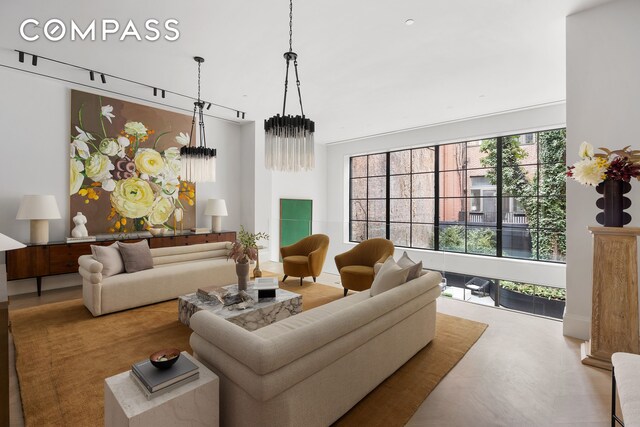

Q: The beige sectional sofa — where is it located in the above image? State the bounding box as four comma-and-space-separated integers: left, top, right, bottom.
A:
79, 242, 236, 316
189, 269, 442, 427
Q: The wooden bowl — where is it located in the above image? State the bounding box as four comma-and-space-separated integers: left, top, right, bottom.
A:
149, 348, 180, 369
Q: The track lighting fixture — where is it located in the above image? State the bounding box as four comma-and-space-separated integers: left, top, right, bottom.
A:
242, 112, 245, 119
161, 90, 166, 98
100, 73, 106, 84
18, 51, 24, 63
89, 71, 95, 81
31, 55, 38, 66
206, 103, 211, 110
153, 87, 157, 96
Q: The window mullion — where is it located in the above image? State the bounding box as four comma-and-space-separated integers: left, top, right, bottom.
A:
496, 137, 503, 257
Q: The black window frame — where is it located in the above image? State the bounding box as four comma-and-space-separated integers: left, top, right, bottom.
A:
348, 128, 567, 264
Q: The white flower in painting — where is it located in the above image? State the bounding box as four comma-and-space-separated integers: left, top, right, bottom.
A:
74, 126, 95, 142
101, 105, 115, 124
135, 148, 164, 177
159, 176, 180, 199
116, 136, 130, 158
124, 121, 148, 137
85, 153, 114, 182
102, 179, 116, 192
71, 139, 90, 160
147, 197, 175, 226
175, 132, 189, 146
174, 207, 183, 222
70, 159, 85, 195
99, 138, 120, 156
164, 147, 180, 160
571, 158, 606, 187
578, 141, 594, 159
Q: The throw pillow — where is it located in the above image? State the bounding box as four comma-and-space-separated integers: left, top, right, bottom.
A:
91, 243, 124, 277
117, 240, 154, 273
397, 251, 423, 281
370, 256, 411, 297
373, 255, 393, 275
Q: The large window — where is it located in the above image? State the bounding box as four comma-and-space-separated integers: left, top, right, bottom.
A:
348, 129, 566, 262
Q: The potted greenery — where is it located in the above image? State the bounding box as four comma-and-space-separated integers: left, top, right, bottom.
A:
228, 226, 269, 291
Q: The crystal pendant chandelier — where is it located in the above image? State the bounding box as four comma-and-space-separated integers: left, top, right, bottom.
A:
181, 56, 216, 183
264, 0, 315, 172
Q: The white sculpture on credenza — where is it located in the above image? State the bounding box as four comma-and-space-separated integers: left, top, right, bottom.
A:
71, 212, 88, 238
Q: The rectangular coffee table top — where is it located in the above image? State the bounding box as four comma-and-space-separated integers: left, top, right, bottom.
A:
179, 284, 302, 330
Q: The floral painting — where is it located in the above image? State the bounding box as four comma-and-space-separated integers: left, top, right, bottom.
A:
70, 90, 195, 235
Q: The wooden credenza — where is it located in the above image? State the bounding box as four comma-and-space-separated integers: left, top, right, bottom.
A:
5, 231, 236, 296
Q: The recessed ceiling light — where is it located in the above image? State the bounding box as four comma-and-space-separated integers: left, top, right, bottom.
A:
405, 19, 415, 26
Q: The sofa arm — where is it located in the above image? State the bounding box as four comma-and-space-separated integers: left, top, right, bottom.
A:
190, 310, 266, 372
78, 254, 103, 274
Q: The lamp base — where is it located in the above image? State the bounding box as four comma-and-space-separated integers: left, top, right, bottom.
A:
30, 219, 49, 244
212, 216, 222, 233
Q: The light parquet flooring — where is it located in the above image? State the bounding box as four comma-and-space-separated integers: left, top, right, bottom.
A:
7, 264, 613, 426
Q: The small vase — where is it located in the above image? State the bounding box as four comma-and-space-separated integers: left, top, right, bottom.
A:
253, 253, 262, 278
596, 180, 632, 227
236, 262, 250, 291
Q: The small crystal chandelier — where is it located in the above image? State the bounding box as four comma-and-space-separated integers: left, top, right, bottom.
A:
181, 56, 216, 183
264, 0, 315, 172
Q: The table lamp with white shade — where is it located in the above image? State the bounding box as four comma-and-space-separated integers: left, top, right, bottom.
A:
204, 199, 228, 233
16, 195, 61, 244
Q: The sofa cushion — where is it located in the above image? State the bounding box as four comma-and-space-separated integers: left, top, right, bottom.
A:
90, 243, 124, 277
117, 240, 154, 273
397, 251, 423, 281
370, 257, 411, 296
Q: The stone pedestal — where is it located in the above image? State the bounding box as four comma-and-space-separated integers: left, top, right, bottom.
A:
104, 352, 219, 427
581, 227, 640, 370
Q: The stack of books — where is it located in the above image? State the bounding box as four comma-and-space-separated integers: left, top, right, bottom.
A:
66, 236, 97, 243
130, 355, 199, 399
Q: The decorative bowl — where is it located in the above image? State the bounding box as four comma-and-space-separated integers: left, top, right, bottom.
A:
149, 348, 181, 369
148, 227, 165, 237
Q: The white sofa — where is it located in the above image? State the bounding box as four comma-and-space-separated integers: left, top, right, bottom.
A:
189, 269, 442, 427
79, 242, 237, 316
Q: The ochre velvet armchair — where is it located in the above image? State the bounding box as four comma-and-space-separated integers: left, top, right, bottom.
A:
280, 234, 330, 286
334, 238, 395, 296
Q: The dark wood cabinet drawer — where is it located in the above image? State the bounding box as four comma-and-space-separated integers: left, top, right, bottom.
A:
219, 232, 236, 243
6, 246, 49, 280
49, 243, 95, 275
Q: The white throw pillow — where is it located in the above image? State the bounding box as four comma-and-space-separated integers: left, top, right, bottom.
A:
370, 257, 411, 296
397, 251, 423, 282
91, 243, 124, 277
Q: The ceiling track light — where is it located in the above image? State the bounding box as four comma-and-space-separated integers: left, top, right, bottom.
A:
153, 87, 157, 96
264, 0, 315, 172
242, 112, 245, 119
89, 70, 95, 81
180, 56, 217, 183
100, 73, 106, 84
161, 89, 166, 98
206, 103, 211, 110
31, 55, 38, 66
18, 51, 24, 63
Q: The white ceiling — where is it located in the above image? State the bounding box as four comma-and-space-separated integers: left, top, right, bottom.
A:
0, 0, 614, 144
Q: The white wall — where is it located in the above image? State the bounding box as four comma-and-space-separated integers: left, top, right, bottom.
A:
0, 66, 243, 295
325, 103, 567, 287
564, 0, 640, 339
268, 144, 328, 261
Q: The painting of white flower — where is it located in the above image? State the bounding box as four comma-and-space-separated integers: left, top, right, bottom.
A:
69, 90, 196, 235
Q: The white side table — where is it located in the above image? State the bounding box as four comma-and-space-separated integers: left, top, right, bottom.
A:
104, 352, 219, 427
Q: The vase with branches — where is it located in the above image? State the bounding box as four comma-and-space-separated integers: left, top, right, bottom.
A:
228, 226, 269, 290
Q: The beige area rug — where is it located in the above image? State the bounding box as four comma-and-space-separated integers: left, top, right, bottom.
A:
11, 279, 487, 427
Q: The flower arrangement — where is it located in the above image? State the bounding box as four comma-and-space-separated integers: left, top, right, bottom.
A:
70, 96, 194, 233
228, 226, 269, 264
567, 142, 640, 187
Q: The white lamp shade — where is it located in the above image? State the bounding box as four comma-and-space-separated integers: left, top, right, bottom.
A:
204, 199, 228, 216
16, 195, 61, 220
0, 233, 25, 251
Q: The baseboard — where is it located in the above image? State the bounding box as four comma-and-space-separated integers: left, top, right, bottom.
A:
563, 311, 590, 340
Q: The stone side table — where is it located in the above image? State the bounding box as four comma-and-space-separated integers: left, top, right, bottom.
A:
104, 352, 219, 427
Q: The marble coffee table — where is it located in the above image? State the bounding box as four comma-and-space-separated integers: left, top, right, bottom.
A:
178, 284, 302, 331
